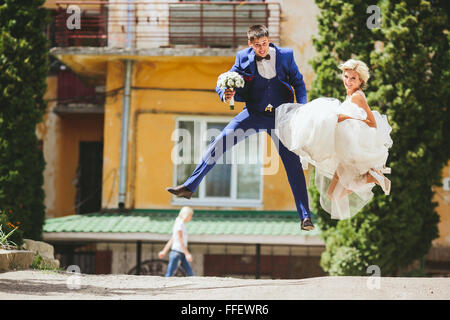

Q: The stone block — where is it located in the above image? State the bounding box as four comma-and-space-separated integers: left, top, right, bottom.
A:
0, 250, 35, 271
22, 239, 55, 260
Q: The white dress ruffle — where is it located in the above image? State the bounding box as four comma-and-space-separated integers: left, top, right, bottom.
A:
275, 90, 393, 220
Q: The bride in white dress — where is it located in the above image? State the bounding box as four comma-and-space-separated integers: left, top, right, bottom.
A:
275, 59, 393, 220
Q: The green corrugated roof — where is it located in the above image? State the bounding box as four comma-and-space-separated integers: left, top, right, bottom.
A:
43, 209, 321, 236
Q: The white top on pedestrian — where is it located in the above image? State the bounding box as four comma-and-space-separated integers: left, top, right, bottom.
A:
171, 218, 188, 253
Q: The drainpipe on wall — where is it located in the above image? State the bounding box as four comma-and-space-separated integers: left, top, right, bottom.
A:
118, 59, 133, 209
118, 0, 134, 210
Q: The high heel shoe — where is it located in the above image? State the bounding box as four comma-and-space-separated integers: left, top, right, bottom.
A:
374, 165, 391, 174
379, 166, 391, 174
368, 169, 391, 195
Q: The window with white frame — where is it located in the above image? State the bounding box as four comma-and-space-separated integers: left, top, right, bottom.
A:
172, 117, 263, 206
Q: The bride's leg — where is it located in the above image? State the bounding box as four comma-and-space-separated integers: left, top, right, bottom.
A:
328, 172, 353, 200
328, 173, 339, 200
339, 188, 353, 199
365, 172, 379, 185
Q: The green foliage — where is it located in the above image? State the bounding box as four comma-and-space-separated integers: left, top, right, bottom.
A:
309, 0, 380, 101
30, 253, 43, 269
0, 212, 23, 247
400, 268, 427, 277
0, 0, 50, 240
31, 253, 50, 270
309, 0, 449, 276
31, 253, 62, 271
323, 246, 366, 276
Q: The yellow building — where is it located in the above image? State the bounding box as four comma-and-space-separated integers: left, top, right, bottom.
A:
428, 162, 450, 274
39, 0, 449, 277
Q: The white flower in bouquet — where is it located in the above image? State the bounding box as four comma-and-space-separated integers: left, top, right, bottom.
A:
217, 71, 245, 110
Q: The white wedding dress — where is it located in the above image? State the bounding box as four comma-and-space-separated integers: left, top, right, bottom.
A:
275, 90, 393, 220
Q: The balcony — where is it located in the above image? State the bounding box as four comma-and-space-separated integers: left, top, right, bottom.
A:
53, 69, 105, 115
53, 1, 281, 49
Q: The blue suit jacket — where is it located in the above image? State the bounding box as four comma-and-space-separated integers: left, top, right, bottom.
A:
216, 43, 307, 105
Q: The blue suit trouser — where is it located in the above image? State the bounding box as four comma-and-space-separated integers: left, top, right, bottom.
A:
183, 108, 311, 220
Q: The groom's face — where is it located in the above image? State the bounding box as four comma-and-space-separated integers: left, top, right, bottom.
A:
248, 36, 270, 58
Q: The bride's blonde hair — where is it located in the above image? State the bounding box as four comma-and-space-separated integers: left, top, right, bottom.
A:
338, 59, 370, 89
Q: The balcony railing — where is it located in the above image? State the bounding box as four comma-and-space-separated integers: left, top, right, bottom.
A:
53, 1, 281, 48
54, 70, 105, 114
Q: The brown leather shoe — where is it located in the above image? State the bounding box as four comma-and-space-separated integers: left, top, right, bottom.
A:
301, 218, 315, 231
166, 185, 193, 199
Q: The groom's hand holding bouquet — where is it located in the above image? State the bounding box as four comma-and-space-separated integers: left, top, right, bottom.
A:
217, 71, 245, 110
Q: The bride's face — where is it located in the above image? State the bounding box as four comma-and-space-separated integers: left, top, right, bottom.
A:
343, 70, 362, 92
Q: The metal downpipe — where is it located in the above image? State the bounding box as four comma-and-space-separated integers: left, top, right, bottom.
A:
118, 0, 134, 209
118, 59, 133, 209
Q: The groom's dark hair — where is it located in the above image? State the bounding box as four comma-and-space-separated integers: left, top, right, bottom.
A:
247, 25, 269, 42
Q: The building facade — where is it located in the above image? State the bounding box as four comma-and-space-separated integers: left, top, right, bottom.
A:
38, 0, 450, 277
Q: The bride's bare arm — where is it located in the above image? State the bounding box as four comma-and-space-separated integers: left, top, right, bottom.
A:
338, 114, 353, 122
351, 94, 377, 128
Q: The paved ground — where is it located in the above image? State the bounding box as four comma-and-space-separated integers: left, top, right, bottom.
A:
0, 270, 449, 300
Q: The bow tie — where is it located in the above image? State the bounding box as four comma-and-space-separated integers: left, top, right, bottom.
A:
255, 54, 271, 61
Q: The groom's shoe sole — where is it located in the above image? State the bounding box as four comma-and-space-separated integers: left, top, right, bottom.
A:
166, 185, 193, 199
301, 218, 315, 231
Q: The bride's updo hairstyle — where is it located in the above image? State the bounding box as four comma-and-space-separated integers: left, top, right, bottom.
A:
338, 59, 370, 89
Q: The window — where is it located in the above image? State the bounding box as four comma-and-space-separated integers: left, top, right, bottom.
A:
170, 0, 268, 47
172, 117, 263, 206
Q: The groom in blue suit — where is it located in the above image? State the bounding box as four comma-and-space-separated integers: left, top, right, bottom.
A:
167, 25, 314, 231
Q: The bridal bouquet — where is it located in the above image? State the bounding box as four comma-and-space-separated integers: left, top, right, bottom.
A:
217, 71, 245, 110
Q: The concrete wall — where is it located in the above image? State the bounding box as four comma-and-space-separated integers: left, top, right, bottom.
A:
279, 0, 320, 91
38, 76, 60, 218
107, 0, 174, 49
38, 76, 104, 218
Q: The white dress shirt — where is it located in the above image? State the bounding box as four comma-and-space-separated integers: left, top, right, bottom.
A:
256, 46, 276, 79
256, 46, 277, 111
